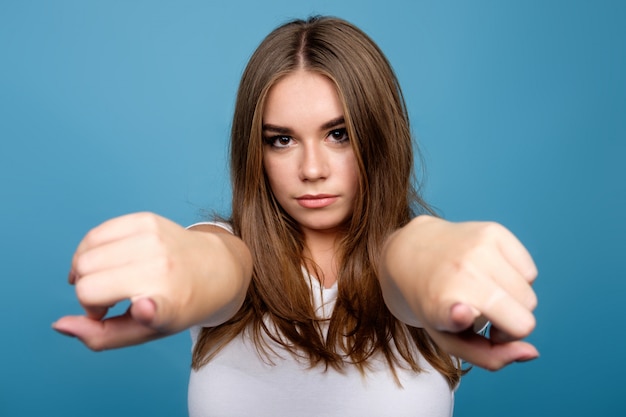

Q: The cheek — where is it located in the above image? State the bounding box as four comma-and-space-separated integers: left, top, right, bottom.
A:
342, 154, 360, 191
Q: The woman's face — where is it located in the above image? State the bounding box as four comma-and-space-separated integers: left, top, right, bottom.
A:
262, 70, 359, 237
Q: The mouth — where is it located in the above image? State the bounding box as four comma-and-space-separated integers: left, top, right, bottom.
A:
296, 194, 339, 209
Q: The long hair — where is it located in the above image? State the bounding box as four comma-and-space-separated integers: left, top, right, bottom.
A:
192, 16, 464, 387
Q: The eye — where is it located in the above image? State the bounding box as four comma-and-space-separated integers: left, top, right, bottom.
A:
264, 135, 294, 148
328, 128, 349, 144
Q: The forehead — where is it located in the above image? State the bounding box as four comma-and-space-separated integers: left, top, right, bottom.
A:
263, 70, 344, 127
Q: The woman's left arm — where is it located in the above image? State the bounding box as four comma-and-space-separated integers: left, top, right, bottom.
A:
378, 215, 539, 370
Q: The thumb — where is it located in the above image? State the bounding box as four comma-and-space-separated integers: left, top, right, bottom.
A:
52, 315, 110, 351
129, 297, 158, 327
129, 296, 176, 331
435, 303, 478, 332
53, 313, 161, 350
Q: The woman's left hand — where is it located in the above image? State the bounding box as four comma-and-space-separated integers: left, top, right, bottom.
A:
379, 215, 539, 370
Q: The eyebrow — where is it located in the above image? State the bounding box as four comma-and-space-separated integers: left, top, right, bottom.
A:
262, 116, 345, 134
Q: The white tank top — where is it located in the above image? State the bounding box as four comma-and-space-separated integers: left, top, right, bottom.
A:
187, 275, 455, 417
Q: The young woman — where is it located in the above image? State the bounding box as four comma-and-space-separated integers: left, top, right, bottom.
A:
54, 16, 538, 417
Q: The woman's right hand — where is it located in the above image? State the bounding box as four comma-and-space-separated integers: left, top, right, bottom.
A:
52, 212, 252, 351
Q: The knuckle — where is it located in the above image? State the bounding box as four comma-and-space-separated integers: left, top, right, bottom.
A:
84, 337, 107, 352
519, 314, 536, 336
137, 212, 160, 230
448, 257, 475, 277
73, 254, 91, 277
525, 266, 539, 283
135, 228, 169, 262
483, 358, 506, 372
527, 291, 538, 311
82, 227, 101, 248
75, 279, 97, 305
505, 314, 536, 340
482, 221, 505, 235
475, 222, 506, 243
152, 255, 175, 277
449, 245, 489, 276
145, 231, 167, 253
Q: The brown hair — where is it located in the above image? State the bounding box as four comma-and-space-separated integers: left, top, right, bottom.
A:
192, 16, 464, 387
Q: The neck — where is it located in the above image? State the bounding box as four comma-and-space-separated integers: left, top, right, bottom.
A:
302, 228, 343, 289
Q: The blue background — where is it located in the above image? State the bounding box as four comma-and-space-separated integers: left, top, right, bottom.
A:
1, 1, 624, 416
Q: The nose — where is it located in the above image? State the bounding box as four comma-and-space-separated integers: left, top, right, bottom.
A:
299, 141, 329, 181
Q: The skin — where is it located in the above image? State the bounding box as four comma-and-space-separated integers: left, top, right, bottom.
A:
53, 68, 539, 370
379, 216, 539, 370
52, 214, 252, 350
262, 70, 359, 288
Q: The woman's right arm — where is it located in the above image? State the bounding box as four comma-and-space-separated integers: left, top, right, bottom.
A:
378, 215, 538, 370
52, 212, 252, 351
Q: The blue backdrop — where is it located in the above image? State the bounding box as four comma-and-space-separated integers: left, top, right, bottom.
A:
1, 1, 624, 416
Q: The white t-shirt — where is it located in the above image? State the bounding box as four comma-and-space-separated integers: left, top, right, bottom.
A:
187, 222, 455, 417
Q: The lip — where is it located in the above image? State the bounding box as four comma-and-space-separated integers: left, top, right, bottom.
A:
296, 194, 338, 209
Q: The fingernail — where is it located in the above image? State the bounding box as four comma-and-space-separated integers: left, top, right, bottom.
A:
515, 353, 540, 363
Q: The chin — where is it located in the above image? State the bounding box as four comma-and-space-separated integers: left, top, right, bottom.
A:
297, 218, 351, 233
